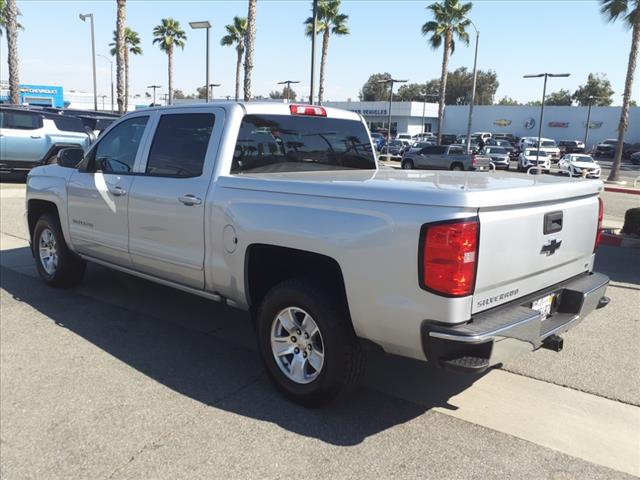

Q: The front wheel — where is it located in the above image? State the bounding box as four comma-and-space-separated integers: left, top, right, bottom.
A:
450, 163, 464, 171
256, 278, 364, 407
33, 214, 86, 288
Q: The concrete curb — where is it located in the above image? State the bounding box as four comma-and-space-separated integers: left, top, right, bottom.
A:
603, 186, 640, 195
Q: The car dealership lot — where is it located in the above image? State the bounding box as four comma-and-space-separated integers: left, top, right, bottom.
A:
1, 181, 639, 479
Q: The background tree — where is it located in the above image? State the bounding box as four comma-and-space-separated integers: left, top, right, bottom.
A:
444, 67, 498, 105
4, 0, 19, 104
422, 0, 473, 143
359, 72, 392, 101
153, 18, 186, 106
572, 73, 615, 105
395, 83, 427, 101
601, 0, 639, 181
196, 85, 208, 99
221, 16, 247, 101
631, 99, 638, 106
110, 27, 142, 111
304, 0, 349, 104
497, 96, 520, 105
244, 0, 257, 101
545, 89, 573, 106
0, 0, 22, 36
115, 0, 126, 113
526, 100, 542, 106
269, 86, 297, 101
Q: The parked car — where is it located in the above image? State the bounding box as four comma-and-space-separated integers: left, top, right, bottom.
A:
401, 143, 491, 171
406, 141, 434, 154
594, 141, 616, 158
439, 134, 458, 145
25, 102, 609, 406
558, 154, 601, 178
518, 148, 551, 172
631, 151, 640, 165
370, 132, 385, 151
396, 133, 414, 143
384, 139, 407, 156
481, 146, 511, 169
472, 131, 492, 141
413, 132, 435, 142
493, 133, 517, 144
519, 137, 560, 162
455, 135, 481, 151
558, 140, 586, 155
0, 106, 92, 175
623, 142, 640, 159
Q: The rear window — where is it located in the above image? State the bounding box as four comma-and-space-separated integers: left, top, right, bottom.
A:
231, 114, 375, 174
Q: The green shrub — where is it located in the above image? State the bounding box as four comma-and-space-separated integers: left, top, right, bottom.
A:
622, 207, 640, 236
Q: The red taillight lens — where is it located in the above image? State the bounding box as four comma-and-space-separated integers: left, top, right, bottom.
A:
471, 154, 477, 166
594, 197, 604, 251
420, 219, 479, 297
289, 104, 327, 117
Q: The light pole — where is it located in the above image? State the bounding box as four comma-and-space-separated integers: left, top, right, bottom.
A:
100, 95, 107, 110
464, 19, 480, 154
421, 92, 439, 134
97, 54, 114, 113
376, 78, 407, 154
584, 95, 605, 150
147, 85, 161, 105
189, 21, 212, 103
277, 80, 300, 102
160, 93, 169, 105
79, 13, 98, 111
208, 83, 221, 101
523, 73, 570, 165
309, 0, 318, 104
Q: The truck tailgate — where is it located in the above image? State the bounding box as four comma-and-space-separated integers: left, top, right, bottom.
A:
473, 194, 599, 314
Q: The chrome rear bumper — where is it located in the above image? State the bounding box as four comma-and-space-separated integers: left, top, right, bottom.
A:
421, 272, 609, 373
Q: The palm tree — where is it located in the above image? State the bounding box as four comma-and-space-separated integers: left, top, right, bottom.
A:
304, 0, 349, 104
244, 0, 257, 101
422, 0, 472, 145
110, 27, 142, 111
115, 0, 126, 114
153, 18, 187, 106
221, 16, 247, 101
601, 0, 639, 182
3, 0, 20, 104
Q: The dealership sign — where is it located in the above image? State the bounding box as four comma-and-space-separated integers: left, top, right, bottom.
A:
349, 108, 388, 116
548, 121, 569, 128
493, 119, 511, 127
584, 121, 603, 129
524, 118, 536, 129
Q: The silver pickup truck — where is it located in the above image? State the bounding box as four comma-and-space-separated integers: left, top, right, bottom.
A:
25, 103, 609, 406
400, 144, 492, 171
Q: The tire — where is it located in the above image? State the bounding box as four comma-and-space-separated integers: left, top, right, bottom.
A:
401, 159, 414, 170
33, 213, 86, 288
256, 278, 364, 407
450, 163, 464, 171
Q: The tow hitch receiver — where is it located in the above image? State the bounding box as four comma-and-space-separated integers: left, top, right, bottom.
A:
542, 334, 564, 352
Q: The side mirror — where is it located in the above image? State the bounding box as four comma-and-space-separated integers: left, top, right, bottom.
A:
56, 148, 84, 168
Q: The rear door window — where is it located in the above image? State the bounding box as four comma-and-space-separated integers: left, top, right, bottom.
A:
146, 113, 216, 178
3, 110, 43, 130
232, 114, 375, 173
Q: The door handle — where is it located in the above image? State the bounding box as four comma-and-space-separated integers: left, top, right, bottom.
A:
109, 186, 127, 196
179, 194, 202, 206
30, 135, 42, 139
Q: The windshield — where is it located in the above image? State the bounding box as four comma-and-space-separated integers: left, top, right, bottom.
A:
571, 155, 594, 162
525, 150, 547, 156
486, 147, 506, 154
232, 115, 376, 174
540, 141, 557, 147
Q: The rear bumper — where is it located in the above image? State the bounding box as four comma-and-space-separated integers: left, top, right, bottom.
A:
421, 272, 609, 373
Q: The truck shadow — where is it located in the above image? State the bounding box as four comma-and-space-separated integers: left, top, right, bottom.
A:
1, 249, 483, 447
594, 245, 640, 286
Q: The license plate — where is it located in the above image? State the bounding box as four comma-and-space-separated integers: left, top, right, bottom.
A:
532, 294, 555, 321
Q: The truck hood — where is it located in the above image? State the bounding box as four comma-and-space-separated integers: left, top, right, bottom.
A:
220, 169, 602, 209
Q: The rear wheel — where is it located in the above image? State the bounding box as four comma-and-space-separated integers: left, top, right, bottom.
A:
401, 159, 414, 170
33, 214, 86, 288
450, 163, 464, 171
256, 278, 364, 407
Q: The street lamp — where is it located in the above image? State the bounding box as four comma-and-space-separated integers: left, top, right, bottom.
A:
97, 54, 114, 113
523, 73, 570, 165
100, 95, 107, 110
309, 0, 318, 104
376, 78, 407, 154
79, 13, 98, 111
189, 21, 212, 102
584, 95, 606, 150
277, 80, 300, 102
208, 83, 221, 101
147, 85, 161, 105
421, 92, 439, 134
464, 18, 480, 154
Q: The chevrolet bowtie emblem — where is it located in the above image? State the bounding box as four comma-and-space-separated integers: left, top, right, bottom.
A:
541, 239, 562, 256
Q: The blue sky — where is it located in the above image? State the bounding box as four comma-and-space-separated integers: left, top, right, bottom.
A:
1, 0, 638, 104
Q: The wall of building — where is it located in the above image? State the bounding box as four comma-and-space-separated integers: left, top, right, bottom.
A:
443, 105, 639, 149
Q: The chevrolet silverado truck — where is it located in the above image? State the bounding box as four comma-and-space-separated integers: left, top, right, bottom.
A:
25, 103, 610, 406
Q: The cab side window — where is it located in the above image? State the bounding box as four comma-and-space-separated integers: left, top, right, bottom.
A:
145, 113, 215, 178
1, 110, 43, 130
92, 116, 149, 174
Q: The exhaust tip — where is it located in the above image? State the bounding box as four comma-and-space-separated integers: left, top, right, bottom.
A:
542, 334, 564, 352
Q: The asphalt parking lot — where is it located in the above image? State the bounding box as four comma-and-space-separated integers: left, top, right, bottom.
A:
1, 180, 639, 479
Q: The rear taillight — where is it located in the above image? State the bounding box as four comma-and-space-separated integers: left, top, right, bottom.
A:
420, 218, 479, 297
594, 197, 604, 251
289, 104, 327, 117
471, 154, 477, 166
